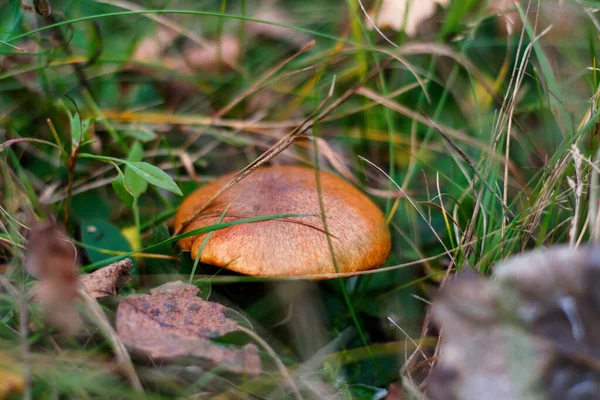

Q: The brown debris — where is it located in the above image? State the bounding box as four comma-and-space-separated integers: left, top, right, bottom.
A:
132, 27, 178, 63
246, 6, 312, 48
365, 0, 450, 37
178, 34, 240, 74
26, 222, 82, 335
429, 246, 600, 400
115, 281, 261, 376
81, 258, 133, 299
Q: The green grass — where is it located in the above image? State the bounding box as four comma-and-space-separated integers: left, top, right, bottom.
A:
1, 0, 598, 398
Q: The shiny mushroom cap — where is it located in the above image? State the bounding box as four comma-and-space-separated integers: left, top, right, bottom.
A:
174, 166, 391, 278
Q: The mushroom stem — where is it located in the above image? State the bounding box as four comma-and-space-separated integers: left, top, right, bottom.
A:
236, 324, 303, 400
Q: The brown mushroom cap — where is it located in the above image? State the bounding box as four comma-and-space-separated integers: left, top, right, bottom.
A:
174, 166, 391, 278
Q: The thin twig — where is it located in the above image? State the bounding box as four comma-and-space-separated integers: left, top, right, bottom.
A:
175, 59, 392, 235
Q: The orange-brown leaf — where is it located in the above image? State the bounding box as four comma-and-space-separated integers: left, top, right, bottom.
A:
81, 259, 133, 299
116, 281, 261, 376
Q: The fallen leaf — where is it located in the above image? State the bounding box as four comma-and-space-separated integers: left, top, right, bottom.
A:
489, 1, 583, 39
366, 0, 450, 37
429, 246, 600, 400
81, 258, 132, 299
179, 34, 240, 73
132, 26, 178, 63
0, 352, 24, 399
246, 5, 312, 48
489, 0, 520, 35
116, 281, 261, 376
26, 223, 82, 335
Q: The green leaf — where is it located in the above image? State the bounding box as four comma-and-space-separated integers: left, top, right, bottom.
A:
70, 111, 82, 144
126, 161, 182, 196
124, 143, 148, 198
124, 128, 157, 142
70, 190, 112, 221
112, 167, 134, 207
81, 219, 134, 266
79, 153, 182, 196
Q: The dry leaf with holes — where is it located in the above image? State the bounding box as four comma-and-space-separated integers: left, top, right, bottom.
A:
116, 281, 261, 376
80, 258, 132, 299
26, 223, 82, 335
0, 352, 24, 399
366, 0, 450, 37
429, 246, 600, 400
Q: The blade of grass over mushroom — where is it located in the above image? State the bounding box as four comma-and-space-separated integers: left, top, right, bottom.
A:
310, 121, 387, 383
173, 77, 338, 235
189, 206, 230, 283
174, 58, 395, 236
83, 213, 314, 271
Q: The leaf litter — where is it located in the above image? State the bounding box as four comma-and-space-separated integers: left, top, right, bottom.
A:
25, 222, 83, 335
116, 281, 262, 376
429, 246, 600, 400
81, 258, 133, 299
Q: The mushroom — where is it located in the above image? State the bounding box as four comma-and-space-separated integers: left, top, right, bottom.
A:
174, 166, 391, 278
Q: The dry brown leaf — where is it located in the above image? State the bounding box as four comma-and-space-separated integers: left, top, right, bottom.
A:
179, 34, 240, 73
429, 246, 600, 400
0, 352, 24, 399
132, 26, 178, 63
116, 281, 261, 376
81, 258, 133, 299
26, 223, 82, 335
366, 0, 449, 37
489, 1, 583, 38
246, 6, 312, 48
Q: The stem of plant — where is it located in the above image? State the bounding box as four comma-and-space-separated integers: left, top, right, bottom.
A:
63, 144, 78, 226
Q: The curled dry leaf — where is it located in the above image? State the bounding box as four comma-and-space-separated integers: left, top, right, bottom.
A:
116, 281, 261, 376
80, 258, 133, 299
26, 223, 82, 335
429, 246, 600, 400
366, 0, 450, 37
